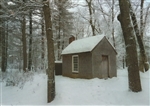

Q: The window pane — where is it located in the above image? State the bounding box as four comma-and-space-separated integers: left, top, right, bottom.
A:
73, 56, 79, 72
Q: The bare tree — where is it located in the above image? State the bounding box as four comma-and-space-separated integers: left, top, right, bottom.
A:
111, 0, 115, 47
140, 0, 144, 39
85, 0, 96, 36
128, 0, 149, 72
96, 0, 117, 46
43, 0, 55, 102
118, 0, 142, 92
143, 3, 150, 34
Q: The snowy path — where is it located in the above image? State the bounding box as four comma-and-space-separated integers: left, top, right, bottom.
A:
0, 69, 149, 105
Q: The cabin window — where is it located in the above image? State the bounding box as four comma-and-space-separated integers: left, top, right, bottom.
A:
72, 55, 79, 73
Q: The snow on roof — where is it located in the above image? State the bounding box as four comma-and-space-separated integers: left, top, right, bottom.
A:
55, 61, 62, 63
62, 35, 105, 55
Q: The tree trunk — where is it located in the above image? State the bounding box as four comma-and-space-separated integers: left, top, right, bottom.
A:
123, 56, 125, 69
22, 16, 27, 72
43, 0, 55, 103
143, 3, 150, 33
1, 21, 7, 72
111, 0, 115, 48
118, 0, 142, 92
57, 8, 61, 60
28, 10, 33, 71
5, 21, 8, 71
57, 1, 63, 61
140, 0, 144, 39
0, 28, 1, 70
128, 0, 149, 72
21, 0, 27, 72
62, 23, 65, 51
0, 0, 5, 72
41, 11, 45, 59
41, 10, 45, 69
86, 0, 96, 36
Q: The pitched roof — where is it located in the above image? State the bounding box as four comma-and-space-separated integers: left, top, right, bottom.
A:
62, 35, 105, 55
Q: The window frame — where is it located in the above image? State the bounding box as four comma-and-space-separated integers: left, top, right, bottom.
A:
72, 55, 79, 73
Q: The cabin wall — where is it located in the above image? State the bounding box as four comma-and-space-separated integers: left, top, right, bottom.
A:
62, 52, 92, 78
92, 38, 117, 78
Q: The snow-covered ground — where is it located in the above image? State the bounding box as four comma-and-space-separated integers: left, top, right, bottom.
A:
0, 69, 149, 105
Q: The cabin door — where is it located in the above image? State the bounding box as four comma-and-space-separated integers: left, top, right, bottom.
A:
102, 55, 109, 78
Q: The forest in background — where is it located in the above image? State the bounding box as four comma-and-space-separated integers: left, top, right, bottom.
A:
0, 0, 150, 102
0, 0, 150, 72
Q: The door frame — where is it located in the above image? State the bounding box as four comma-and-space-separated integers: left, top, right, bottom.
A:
102, 55, 110, 78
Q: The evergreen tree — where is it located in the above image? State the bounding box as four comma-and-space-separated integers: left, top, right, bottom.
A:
0, 0, 9, 72
54, 0, 74, 60
43, 0, 55, 102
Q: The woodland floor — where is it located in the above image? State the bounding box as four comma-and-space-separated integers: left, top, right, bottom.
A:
0, 68, 149, 105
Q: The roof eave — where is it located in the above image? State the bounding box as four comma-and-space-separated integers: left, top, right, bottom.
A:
61, 51, 91, 55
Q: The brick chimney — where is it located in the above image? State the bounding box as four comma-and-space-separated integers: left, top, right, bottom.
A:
69, 35, 75, 44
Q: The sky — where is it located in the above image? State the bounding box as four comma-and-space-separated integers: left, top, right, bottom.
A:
146, 0, 150, 2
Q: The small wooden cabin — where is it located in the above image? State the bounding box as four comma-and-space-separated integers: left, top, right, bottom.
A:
61, 35, 117, 79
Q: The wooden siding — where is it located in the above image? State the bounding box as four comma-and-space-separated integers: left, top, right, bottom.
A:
92, 37, 117, 78
62, 36, 117, 79
62, 52, 92, 78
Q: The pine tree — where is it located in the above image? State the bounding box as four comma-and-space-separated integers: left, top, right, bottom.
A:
28, 10, 33, 71
0, 0, 9, 72
43, 0, 55, 102
54, 0, 74, 60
